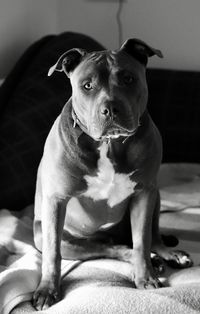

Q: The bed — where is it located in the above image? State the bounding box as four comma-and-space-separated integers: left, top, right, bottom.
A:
0, 32, 200, 314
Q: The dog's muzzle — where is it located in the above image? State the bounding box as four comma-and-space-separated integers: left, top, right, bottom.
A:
98, 101, 139, 140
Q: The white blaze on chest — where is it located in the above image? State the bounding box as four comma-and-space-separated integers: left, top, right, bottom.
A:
82, 142, 137, 207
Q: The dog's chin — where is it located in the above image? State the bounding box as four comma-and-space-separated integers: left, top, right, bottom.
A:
92, 127, 137, 141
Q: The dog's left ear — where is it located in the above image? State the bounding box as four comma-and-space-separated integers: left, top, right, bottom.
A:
120, 38, 163, 66
48, 48, 86, 77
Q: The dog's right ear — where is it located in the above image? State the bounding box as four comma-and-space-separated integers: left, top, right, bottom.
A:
120, 39, 163, 66
48, 48, 86, 77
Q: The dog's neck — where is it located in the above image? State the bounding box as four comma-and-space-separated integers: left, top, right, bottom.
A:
61, 98, 149, 153
59, 99, 150, 175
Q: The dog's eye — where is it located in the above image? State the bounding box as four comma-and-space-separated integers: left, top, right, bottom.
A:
123, 75, 134, 85
83, 82, 93, 90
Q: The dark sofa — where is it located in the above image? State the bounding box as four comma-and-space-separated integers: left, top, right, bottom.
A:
147, 69, 200, 163
0, 32, 199, 211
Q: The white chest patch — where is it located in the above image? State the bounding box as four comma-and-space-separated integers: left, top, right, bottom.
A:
82, 142, 137, 207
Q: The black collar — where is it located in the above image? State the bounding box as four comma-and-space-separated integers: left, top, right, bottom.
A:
71, 107, 92, 139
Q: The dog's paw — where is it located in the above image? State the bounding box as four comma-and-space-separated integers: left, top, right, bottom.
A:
164, 250, 193, 269
135, 274, 162, 289
151, 253, 165, 275
132, 265, 162, 289
32, 282, 60, 311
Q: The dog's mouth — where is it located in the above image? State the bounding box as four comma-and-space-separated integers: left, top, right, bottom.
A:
99, 126, 137, 141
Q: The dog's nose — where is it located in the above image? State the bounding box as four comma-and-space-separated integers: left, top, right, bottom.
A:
100, 103, 118, 118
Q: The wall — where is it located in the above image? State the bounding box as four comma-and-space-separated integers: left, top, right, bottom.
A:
121, 0, 200, 70
0, 0, 200, 77
0, 0, 58, 77
57, 0, 200, 71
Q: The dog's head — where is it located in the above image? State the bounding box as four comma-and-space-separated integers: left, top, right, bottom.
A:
48, 38, 163, 141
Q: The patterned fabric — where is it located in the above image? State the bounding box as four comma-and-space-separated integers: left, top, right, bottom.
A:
0, 32, 104, 210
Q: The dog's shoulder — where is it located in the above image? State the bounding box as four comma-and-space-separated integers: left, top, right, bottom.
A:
124, 112, 162, 183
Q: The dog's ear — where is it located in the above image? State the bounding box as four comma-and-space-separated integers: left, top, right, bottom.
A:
120, 38, 163, 66
48, 48, 86, 77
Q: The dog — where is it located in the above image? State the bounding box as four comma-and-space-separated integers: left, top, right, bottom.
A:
32, 38, 193, 310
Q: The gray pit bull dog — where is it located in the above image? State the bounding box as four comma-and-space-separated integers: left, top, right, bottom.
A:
33, 38, 193, 310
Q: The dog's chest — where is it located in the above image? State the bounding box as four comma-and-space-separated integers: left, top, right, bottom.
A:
82, 142, 137, 207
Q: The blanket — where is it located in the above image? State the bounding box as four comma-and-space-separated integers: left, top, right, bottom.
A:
1, 164, 200, 314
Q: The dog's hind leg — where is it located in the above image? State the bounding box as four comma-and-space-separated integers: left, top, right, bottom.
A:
151, 190, 193, 269
60, 236, 134, 262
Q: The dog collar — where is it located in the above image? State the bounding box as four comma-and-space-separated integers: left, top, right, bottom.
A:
72, 111, 115, 144
71, 108, 92, 139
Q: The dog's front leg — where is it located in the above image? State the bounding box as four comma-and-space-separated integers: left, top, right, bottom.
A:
130, 185, 162, 289
33, 196, 67, 310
